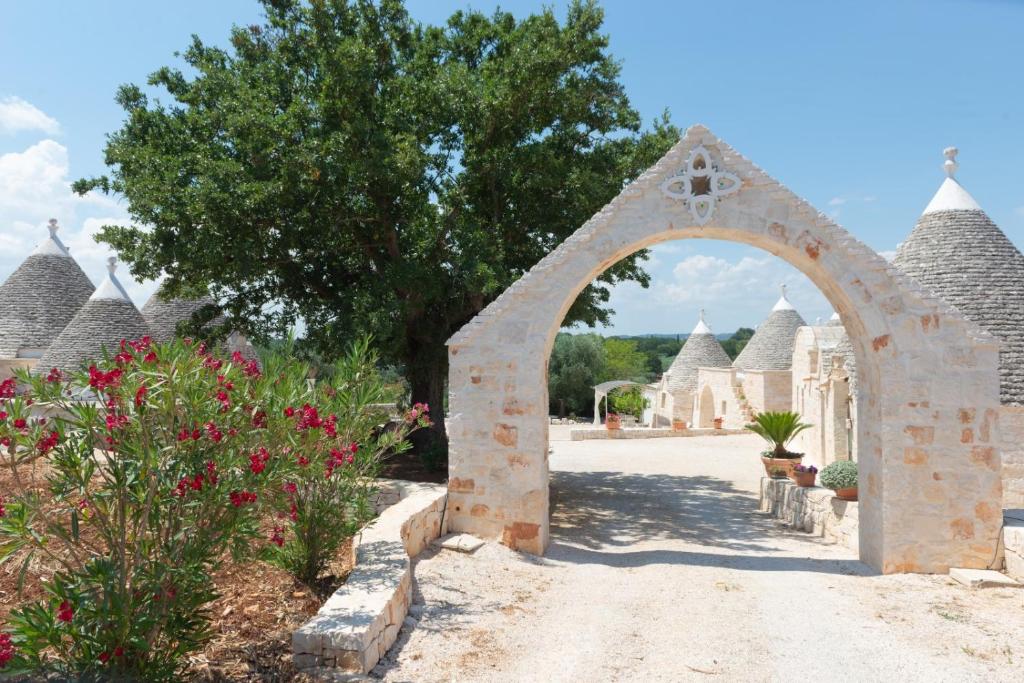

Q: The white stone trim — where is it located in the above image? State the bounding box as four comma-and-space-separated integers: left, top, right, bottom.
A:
292, 481, 448, 673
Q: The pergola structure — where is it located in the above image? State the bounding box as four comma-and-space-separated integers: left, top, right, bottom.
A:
591, 380, 642, 426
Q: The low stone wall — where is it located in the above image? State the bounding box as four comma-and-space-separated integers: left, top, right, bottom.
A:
569, 427, 748, 441
1005, 516, 1024, 581
759, 477, 859, 552
292, 480, 447, 673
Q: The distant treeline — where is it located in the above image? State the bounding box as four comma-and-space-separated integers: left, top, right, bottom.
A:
548, 328, 755, 417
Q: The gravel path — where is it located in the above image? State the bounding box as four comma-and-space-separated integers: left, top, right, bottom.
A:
374, 431, 1024, 682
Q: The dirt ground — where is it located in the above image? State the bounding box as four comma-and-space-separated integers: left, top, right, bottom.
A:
373, 432, 1024, 682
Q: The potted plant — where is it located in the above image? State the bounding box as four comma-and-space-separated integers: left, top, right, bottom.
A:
605, 412, 622, 431
820, 460, 858, 500
791, 464, 818, 487
746, 411, 811, 477
713, 416, 724, 430
672, 419, 687, 431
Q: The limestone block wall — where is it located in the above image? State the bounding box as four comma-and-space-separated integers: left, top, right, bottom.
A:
760, 478, 859, 552
0, 359, 36, 380
447, 124, 1004, 573
696, 367, 744, 428
741, 370, 792, 415
999, 405, 1024, 509
293, 481, 447, 673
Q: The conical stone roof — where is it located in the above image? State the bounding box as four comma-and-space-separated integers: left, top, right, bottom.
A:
0, 220, 95, 358
141, 286, 220, 343
893, 147, 1024, 405
733, 286, 806, 371
665, 310, 732, 393
36, 258, 151, 373
833, 332, 857, 392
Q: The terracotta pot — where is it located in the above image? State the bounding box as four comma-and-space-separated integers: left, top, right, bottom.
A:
606, 416, 621, 431
713, 417, 724, 429
672, 419, 687, 431
761, 455, 802, 478
793, 471, 816, 487
834, 486, 858, 501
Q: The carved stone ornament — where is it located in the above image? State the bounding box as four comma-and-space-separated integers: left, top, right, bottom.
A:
659, 145, 741, 225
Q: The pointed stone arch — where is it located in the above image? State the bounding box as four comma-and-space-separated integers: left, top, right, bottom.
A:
446, 125, 1003, 574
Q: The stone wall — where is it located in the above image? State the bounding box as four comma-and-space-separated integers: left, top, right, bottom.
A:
999, 405, 1024, 509
292, 481, 447, 674
741, 369, 791, 415
760, 477, 859, 551
695, 367, 745, 428
0, 358, 35, 380
446, 124, 1004, 573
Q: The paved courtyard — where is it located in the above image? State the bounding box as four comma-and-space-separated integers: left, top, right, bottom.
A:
375, 431, 1024, 682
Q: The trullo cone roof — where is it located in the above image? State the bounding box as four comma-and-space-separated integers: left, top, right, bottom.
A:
36, 258, 151, 373
733, 286, 806, 371
141, 285, 220, 343
0, 220, 95, 358
664, 310, 732, 393
893, 147, 1024, 405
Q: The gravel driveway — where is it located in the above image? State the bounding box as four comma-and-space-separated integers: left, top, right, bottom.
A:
374, 431, 1024, 682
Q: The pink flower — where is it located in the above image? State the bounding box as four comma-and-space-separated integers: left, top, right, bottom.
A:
57, 599, 74, 623
13, 418, 26, 430
143, 350, 158, 363
134, 385, 147, 408
297, 404, 322, 430
45, 367, 62, 383
205, 422, 223, 443
269, 527, 285, 547
206, 461, 218, 485
0, 495, 6, 518
283, 482, 297, 495
177, 428, 190, 442
99, 652, 111, 664
229, 490, 257, 507
0, 378, 15, 399
284, 406, 295, 418
0, 632, 16, 668
36, 430, 59, 455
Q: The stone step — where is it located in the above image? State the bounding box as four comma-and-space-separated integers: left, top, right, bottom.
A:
949, 567, 1022, 589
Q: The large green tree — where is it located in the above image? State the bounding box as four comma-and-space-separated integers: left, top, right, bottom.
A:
75, 0, 676, 447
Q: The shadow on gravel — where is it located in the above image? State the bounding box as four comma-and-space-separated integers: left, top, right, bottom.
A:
548, 470, 876, 576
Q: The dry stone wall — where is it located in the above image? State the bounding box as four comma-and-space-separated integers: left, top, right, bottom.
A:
446, 124, 1003, 574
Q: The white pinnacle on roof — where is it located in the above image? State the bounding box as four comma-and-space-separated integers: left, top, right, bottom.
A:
895, 146, 1024, 405
922, 147, 982, 214
691, 308, 712, 335
771, 284, 795, 311
31, 218, 71, 257
90, 257, 132, 301
664, 309, 732, 394
0, 220, 95, 358
734, 284, 806, 371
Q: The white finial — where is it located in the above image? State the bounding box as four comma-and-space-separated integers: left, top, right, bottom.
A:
943, 146, 958, 179
780, 283, 787, 298
700, 308, 706, 322
91, 256, 131, 301
107, 256, 117, 274
692, 308, 712, 335
772, 284, 795, 312
47, 218, 59, 237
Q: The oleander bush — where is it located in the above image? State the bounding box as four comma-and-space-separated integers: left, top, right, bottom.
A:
819, 460, 858, 490
0, 336, 423, 680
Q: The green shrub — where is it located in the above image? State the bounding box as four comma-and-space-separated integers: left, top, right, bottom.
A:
0, 336, 424, 680
819, 460, 858, 490
609, 387, 647, 420
745, 411, 811, 457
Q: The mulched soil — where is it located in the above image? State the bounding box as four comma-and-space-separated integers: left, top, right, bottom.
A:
379, 451, 447, 484
0, 465, 354, 682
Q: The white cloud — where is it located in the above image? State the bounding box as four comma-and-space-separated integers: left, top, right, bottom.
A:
828, 197, 847, 207
0, 137, 154, 306
0, 96, 60, 136
597, 245, 835, 335
878, 249, 896, 262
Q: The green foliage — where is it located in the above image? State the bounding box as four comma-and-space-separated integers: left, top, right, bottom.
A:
74, 0, 678, 444
548, 333, 605, 416
601, 338, 649, 383
609, 386, 647, 420
819, 460, 858, 490
261, 339, 429, 587
720, 327, 755, 360
0, 337, 421, 678
621, 336, 683, 375
745, 411, 811, 457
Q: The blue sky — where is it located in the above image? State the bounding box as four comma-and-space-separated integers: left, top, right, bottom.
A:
1, 0, 1021, 335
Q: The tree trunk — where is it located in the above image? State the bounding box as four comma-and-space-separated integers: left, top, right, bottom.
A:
405, 338, 449, 461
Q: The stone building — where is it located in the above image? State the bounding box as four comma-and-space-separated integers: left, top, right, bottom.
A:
790, 315, 857, 468
651, 310, 732, 427
694, 287, 805, 429
894, 148, 1024, 507
0, 221, 94, 377
143, 286, 257, 359
36, 258, 151, 373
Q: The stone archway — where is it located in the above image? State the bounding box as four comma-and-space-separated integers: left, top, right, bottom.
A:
445, 125, 1003, 574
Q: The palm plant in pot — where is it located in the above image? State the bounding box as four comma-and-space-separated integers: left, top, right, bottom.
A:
819, 460, 858, 500
746, 411, 811, 477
